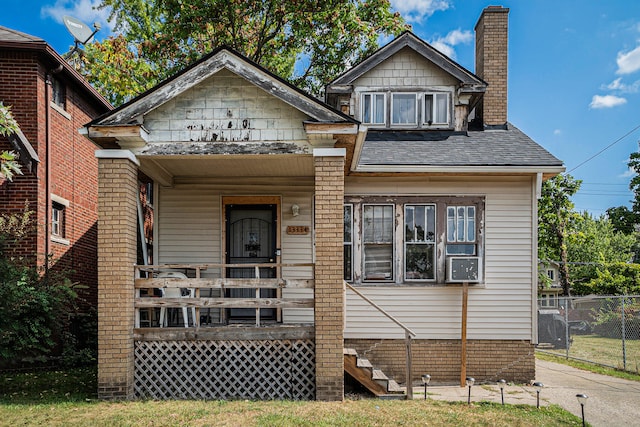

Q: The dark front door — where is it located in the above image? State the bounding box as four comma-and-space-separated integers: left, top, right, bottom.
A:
225, 204, 277, 322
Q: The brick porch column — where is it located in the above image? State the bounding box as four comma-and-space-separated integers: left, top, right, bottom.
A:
95, 150, 139, 399
313, 148, 345, 401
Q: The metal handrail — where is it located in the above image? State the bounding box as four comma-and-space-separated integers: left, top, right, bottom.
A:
345, 281, 415, 399
345, 282, 416, 337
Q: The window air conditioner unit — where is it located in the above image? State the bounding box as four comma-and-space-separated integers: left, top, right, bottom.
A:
447, 257, 481, 283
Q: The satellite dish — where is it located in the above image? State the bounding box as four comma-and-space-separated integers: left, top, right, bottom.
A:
62, 15, 100, 58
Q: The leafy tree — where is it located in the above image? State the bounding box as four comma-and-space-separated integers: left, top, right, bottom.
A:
567, 212, 635, 288
0, 103, 22, 181
573, 262, 640, 296
606, 205, 637, 235
538, 174, 582, 296
80, 0, 408, 105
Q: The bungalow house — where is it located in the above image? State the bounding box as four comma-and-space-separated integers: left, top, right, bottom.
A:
0, 27, 111, 314
85, 6, 564, 401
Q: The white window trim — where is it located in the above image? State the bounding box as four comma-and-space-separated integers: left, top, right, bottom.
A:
51, 194, 70, 245
390, 92, 418, 126
360, 92, 386, 125
423, 92, 450, 127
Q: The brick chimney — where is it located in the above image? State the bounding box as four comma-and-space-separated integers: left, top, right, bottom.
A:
475, 6, 509, 128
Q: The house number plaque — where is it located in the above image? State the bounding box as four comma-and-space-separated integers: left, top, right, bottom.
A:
286, 226, 310, 235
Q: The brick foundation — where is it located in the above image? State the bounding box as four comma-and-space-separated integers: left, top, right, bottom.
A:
345, 339, 535, 385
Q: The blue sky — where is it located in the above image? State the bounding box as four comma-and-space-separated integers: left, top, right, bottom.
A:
3, 0, 640, 215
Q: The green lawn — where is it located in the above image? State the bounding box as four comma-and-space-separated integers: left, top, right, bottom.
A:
542, 334, 640, 372
0, 367, 584, 427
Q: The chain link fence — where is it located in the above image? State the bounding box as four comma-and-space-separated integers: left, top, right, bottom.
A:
537, 295, 640, 373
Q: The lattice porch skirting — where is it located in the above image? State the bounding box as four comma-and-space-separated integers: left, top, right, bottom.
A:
134, 340, 315, 400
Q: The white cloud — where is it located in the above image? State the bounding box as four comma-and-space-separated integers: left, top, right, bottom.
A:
429, 29, 473, 59
602, 77, 640, 93
391, 0, 450, 23
620, 166, 636, 178
616, 45, 640, 75
589, 94, 627, 109
553, 129, 562, 135
41, 0, 114, 33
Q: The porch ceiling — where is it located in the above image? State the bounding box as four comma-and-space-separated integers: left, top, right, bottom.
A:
138, 154, 314, 185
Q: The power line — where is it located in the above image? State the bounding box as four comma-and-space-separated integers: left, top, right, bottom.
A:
567, 122, 640, 173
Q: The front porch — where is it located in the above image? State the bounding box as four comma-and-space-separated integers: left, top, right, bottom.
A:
132, 263, 316, 399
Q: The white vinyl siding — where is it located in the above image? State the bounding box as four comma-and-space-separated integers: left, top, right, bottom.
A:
156, 184, 314, 325
344, 176, 535, 341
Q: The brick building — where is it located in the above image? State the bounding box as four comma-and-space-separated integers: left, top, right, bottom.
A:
0, 27, 111, 311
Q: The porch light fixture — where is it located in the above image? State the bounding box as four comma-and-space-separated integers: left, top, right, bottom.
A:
465, 377, 474, 404
533, 382, 543, 408
576, 393, 588, 427
421, 374, 431, 400
497, 379, 506, 405
291, 204, 300, 217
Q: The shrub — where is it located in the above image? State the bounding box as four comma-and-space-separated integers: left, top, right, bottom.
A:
0, 259, 77, 363
592, 300, 640, 340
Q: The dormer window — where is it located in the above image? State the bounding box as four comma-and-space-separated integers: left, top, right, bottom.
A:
361, 93, 385, 125
358, 90, 452, 128
424, 93, 449, 126
391, 93, 417, 125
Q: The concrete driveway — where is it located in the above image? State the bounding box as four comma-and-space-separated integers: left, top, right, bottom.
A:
412, 359, 640, 426
536, 358, 640, 427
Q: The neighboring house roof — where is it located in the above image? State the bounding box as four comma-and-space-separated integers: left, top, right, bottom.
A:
7, 124, 39, 175
88, 46, 356, 129
0, 26, 111, 112
354, 123, 564, 174
327, 31, 486, 94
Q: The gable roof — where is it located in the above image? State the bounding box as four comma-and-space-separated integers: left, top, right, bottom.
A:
355, 124, 564, 175
89, 46, 356, 128
0, 26, 111, 112
328, 31, 486, 92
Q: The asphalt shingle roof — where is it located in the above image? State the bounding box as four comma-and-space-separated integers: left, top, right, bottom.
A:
0, 26, 44, 43
359, 124, 563, 167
